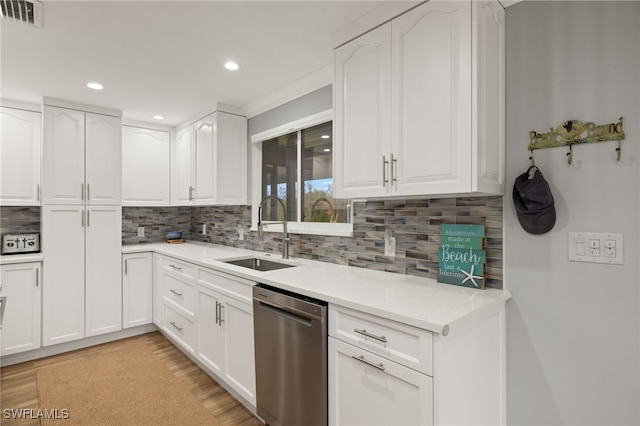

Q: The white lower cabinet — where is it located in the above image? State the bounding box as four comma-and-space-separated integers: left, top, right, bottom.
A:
122, 252, 153, 329
155, 254, 256, 407
197, 269, 256, 406
329, 305, 434, 426
42, 205, 122, 346
329, 337, 433, 426
329, 304, 505, 426
0, 262, 41, 356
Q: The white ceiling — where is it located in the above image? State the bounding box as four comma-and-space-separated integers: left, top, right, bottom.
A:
1, 0, 386, 126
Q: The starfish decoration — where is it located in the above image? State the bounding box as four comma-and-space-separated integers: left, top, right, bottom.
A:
460, 265, 483, 288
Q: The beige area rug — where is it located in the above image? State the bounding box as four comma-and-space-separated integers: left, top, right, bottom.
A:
36, 344, 219, 425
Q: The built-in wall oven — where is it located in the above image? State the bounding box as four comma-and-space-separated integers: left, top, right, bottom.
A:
253, 283, 328, 426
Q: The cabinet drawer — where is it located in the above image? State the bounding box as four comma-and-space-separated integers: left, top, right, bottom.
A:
329, 336, 433, 426
198, 267, 253, 303
162, 256, 196, 280
163, 304, 196, 353
329, 305, 433, 376
162, 272, 196, 317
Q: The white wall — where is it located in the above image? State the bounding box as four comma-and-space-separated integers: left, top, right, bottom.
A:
505, 2, 639, 425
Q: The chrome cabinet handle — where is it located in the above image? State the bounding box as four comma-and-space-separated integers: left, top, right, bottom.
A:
218, 303, 224, 325
189, 186, 194, 201
169, 321, 183, 332
169, 264, 182, 271
36, 268, 39, 287
354, 328, 387, 343
390, 153, 397, 187
81, 183, 84, 201
169, 289, 183, 297
37, 184, 40, 201
87, 183, 90, 201
81, 210, 85, 227
87, 210, 90, 227
382, 155, 389, 187
124, 259, 128, 275
215, 301, 219, 325
352, 354, 385, 371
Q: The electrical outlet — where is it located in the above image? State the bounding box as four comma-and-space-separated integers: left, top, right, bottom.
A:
137, 227, 145, 237
202, 224, 207, 235
384, 229, 396, 257
238, 226, 244, 241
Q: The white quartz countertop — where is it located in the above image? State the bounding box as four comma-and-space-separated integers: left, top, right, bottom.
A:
0, 253, 43, 265
123, 241, 511, 336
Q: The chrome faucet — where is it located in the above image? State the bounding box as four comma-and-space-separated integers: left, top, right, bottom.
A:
257, 195, 289, 259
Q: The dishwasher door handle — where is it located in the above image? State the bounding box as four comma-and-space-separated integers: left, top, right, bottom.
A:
257, 301, 313, 327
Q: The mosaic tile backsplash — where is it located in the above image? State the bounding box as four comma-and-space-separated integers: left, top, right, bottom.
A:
123, 196, 503, 289
0, 207, 41, 235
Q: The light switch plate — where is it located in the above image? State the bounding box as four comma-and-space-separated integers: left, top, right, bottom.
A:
568, 232, 623, 265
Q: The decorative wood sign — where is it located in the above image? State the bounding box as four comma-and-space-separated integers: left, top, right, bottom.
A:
437, 224, 486, 289
528, 117, 625, 151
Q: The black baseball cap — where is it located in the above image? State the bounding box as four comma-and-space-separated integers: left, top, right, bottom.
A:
513, 166, 556, 235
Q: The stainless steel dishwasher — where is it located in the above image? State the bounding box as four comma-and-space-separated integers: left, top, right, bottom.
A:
253, 283, 328, 426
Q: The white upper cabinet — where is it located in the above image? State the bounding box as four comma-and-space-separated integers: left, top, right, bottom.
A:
334, 0, 504, 198
172, 111, 248, 206
85, 113, 122, 205
194, 115, 216, 204
334, 24, 392, 199
214, 113, 247, 205
122, 126, 171, 206
43, 105, 122, 205
0, 107, 42, 206
43, 106, 85, 204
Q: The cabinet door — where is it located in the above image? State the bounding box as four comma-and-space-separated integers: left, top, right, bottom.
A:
43, 106, 85, 204
0, 107, 41, 206
223, 296, 256, 406
329, 337, 433, 426
334, 24, 392, 199
0, 262, 41, 355
193, 115, 215, 205
122, 126, 171, 206
85, 205, 122, 337
122, 252, 153, 329
42, 205, 85, 346
472, 0, 505, 194
85, 113, 121, 205
391, 1, 472, 196
172, 126, 194, 205
215, 112, 248, 205
197, 287, 225, 376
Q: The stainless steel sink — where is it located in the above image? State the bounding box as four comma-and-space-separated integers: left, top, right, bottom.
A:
223, 257, 296, 272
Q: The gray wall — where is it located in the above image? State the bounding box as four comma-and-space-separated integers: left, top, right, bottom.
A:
248, 85, 332, 135
505, 2, 639, 425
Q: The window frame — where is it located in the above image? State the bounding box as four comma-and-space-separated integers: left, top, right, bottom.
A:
250, 109, 353, 237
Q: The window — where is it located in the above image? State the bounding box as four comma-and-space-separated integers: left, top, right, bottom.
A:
252, 112, 352, 236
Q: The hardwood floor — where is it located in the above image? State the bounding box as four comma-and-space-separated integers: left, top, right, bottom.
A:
0, 331, 263, 426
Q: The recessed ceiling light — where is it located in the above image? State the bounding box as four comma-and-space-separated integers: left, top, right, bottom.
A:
224, 61, 239, 71
321, 135, 330, 139
323, 148, 331, 152
153, 115, 164, 121
86, 82, 103, 90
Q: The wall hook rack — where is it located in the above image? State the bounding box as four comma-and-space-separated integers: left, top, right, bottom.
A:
528, 117, 625, 164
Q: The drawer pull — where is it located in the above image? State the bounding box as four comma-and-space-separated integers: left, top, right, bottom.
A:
354, 328, 387, 343
352, 354, 385, 371
169, 264, 183, 271
169, 321, 183, 332
169, 289, 183, 297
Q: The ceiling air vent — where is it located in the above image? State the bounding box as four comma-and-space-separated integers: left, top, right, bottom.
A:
0, 0, 42, 27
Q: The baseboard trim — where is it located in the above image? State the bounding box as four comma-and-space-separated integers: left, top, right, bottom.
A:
0, 324, 158, 367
